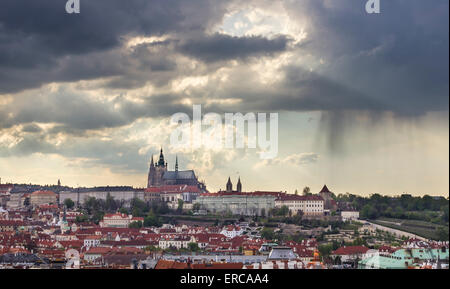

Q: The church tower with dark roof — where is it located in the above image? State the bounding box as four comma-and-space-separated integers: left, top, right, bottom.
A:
147, 149, 168, 187
147, 155, 155, 188
226, 177, 233, 192
236, 177, 242, 192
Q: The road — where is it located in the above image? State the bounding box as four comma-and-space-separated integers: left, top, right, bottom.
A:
358, 219, 429, 241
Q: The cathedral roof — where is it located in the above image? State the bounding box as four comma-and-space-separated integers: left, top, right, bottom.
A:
162, 170, 196, 180
145, 185, 200, 193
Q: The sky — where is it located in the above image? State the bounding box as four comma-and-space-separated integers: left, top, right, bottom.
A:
0, 0, 448, 196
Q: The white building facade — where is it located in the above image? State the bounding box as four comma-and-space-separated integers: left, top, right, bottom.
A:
275, 195, 324, 216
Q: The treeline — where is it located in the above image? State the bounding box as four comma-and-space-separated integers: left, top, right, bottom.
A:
71, 193, 172, 227
337, 193, 449, 224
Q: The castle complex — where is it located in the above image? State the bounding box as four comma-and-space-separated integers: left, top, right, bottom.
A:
147, 148, 206, 191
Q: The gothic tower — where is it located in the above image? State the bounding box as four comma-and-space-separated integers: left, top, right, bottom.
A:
226, 177, 233, 192
236, 177, 242, 192
154, 148, 167, 186
147, 155, 155, 188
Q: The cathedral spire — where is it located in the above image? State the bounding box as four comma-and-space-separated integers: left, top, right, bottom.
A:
158, 147, 165, 167
226, 177, 233, 192
150, 154, 154, 167
175, 155, 178, 172
237, 177, 242, 192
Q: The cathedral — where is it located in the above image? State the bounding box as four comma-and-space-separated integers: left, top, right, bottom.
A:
147, 148, 206, 191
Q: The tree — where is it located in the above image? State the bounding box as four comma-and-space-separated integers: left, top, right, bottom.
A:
75, 215, 88, 223
119, 207, 129, 215
361, 204, 378, 219
92, 211, 104, 224
23, 197, 30, 207
441, 205, 449, 223
64, 198, 75, 209
279, 205, 289, 217
84, 197, 98, 214
130, 198, 147, 217
145, 245, 159, 252
302, 187, 311, 196
292, 211, 303, 225
261, 227, 275, 240
177, 199, 184, 213
193, 203, 201, 211
187, 242, 200, 252
129, 221, 143, 229
144, 213, 162, 227
437, 227, 449, 241
105, 193, 117, 212
318, 243, 333, 258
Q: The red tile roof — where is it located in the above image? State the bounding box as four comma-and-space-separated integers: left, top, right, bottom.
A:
332, 246, 369, 255
276, 195, 324, 201
319, 185, 332, 193
191, 263, 243, 269
31, 190, 57, 196
155, 260, 189, 269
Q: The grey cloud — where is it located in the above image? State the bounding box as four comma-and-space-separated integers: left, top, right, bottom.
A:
0, 0, 231, 93
176, 33, 291, 62
21, 123, 42, 133
284, 0, 449, 116
0, 130, 155, 174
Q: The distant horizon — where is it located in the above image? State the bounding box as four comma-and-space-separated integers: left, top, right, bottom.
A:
2, 178, 448, 198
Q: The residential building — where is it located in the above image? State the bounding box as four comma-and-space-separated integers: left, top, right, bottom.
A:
194, 192, 276, 216
331, 246, 370, 263
158, 235, 195, 250
100, 213, 144, 228
30, 190, 57, 207
275, 195, 324, 216
220, 225, 244, 238
341, 210, 360, 222
59, 186, 142, 206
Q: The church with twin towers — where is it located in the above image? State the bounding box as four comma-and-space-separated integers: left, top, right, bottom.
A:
147, 148, 207, 192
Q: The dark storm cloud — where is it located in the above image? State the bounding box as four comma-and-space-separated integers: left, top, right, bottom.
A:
273, 0, 448, 154
0, 0, 232, 93
285, 0, 449, 116
0, 0, 293, 93
259, 66, 386, 112
0, 0, 224, 56
177, 33, 291, 62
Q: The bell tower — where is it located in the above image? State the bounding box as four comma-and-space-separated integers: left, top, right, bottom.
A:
147, 155, 155, 188
226, 177, 233, 193
236, 177, 242, 192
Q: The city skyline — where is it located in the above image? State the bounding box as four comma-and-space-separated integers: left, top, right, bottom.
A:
0, 0, 448, 196
0, 145, 448, 198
